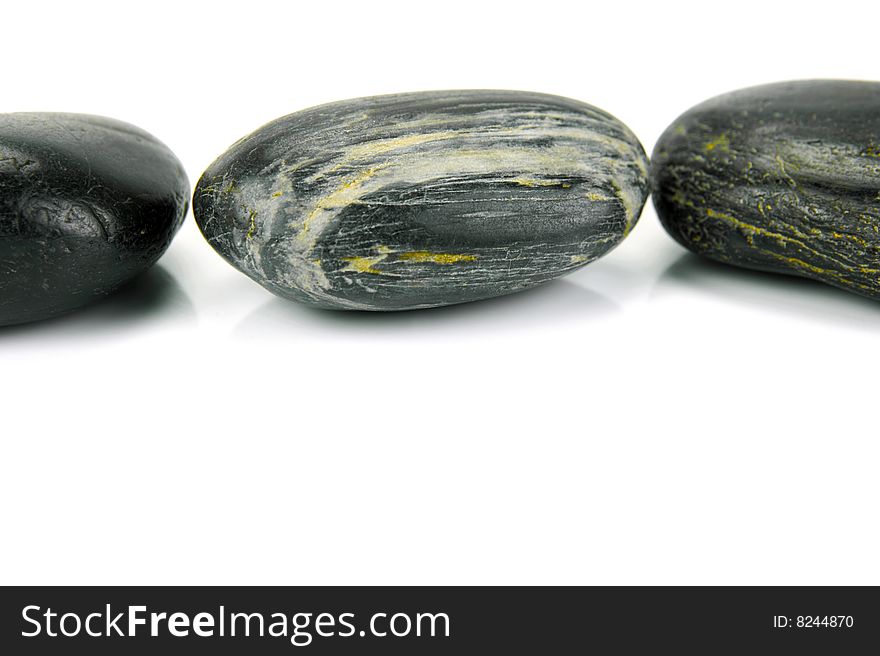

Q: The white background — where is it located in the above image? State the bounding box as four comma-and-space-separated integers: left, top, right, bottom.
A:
2, 0, 878, 585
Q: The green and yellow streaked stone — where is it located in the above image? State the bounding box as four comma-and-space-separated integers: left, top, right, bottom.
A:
194, 90, 648, 311
652, 80, 880, 299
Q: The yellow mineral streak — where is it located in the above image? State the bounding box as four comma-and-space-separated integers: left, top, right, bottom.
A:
340, 247, 477, 273
246, 209, 257, 240
831, 231, 873, 249
398, 251, 478, 264
774, 152, 800, 189
705, 208, 880, 277
340, 253, 388, 275
298, 165, 388, 239
329, 131, 459, 170
510, 177, 571, 188
763, 251, 874, 291
705, 208, 817, 249
704, 134, 730, 153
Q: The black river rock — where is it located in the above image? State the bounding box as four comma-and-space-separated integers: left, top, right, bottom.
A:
194, 90, 649, 311
652, 80, 880, 299
0, 113, 189, 326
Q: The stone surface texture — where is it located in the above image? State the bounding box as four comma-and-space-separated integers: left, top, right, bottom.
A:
195, 90, 649, 310
0, 113, 189, 326
652, 80, 880, 299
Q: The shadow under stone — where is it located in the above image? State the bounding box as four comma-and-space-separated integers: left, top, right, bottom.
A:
0, 264, 195, 343
656, 252, 880, 331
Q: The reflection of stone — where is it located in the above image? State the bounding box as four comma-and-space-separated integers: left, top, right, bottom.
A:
195, 90, 649, 311
653, 80, 880, 300
0, 113, 190, 327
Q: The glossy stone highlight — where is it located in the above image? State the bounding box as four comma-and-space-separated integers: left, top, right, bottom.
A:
0, 113, 189, 326
652, 80, 880, 299
194, 90, 649, 310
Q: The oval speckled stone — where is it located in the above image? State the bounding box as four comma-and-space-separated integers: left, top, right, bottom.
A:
194, 90, 648, 310
652, 80, 880, 299
0, 113, 189, 326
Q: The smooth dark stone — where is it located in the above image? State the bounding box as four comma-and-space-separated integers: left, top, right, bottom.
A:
194, 90, 648, 311
0, 113, 189, 326
652, 80, 880, 299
